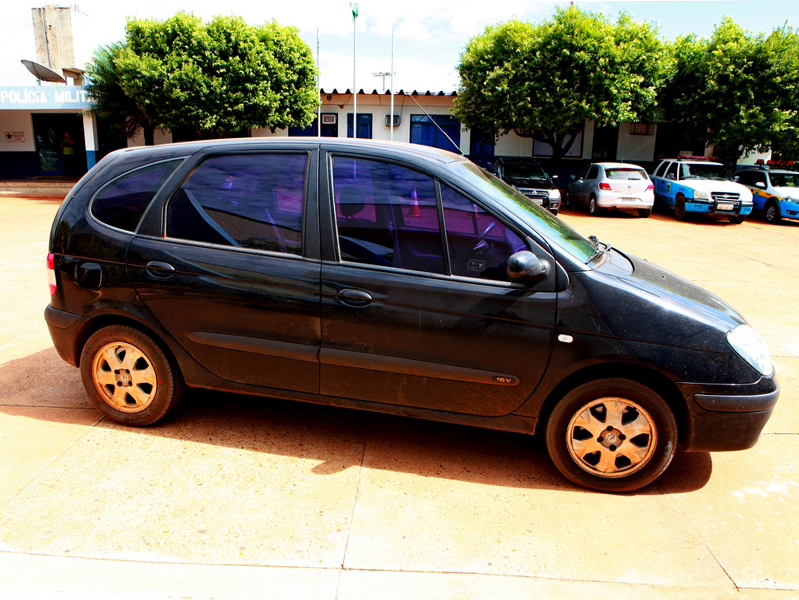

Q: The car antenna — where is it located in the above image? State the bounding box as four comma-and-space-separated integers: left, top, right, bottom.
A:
405, 92, 463, 155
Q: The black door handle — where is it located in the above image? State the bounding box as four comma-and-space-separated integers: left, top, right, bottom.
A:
337, 288, 373, 307
145, 261, 176, 279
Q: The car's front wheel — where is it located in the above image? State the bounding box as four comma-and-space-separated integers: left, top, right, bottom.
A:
588, 195, 599, 215
80, 325, 184, 426
545, 378, 678, 492
674, 194, 687, 220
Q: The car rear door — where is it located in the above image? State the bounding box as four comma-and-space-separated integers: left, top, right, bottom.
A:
127, 146, 322, 394
317, 148, 557, 417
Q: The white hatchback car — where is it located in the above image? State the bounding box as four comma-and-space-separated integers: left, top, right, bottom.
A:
567, 162, 655, 217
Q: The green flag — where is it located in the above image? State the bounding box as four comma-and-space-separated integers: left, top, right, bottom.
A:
350, 3, 358, 20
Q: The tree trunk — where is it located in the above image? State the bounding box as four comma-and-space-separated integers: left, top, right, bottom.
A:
143, 123, 155, 146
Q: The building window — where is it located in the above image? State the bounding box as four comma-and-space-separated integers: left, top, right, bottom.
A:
629, 123, 655, 136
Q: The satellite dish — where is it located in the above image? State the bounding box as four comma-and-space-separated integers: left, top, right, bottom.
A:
21, 59, 66, 83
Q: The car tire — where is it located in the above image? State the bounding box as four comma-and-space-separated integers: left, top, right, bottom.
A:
545, 378, 678, 492
550, 208, 559, 216
638, 208, 652, 218
80, 325, 184, 426
564, 191, 571, 208
728, 215, 746, 224
765, 200, 781, 223
588, 196, 599, 215
674, 195, 687, 221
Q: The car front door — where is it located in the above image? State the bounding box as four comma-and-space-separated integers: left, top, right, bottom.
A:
127, 148, 322, 393
317, 150, 557, 417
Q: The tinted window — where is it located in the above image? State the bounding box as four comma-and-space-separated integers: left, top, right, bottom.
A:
92, 160, 180, 232
167, 154, 306, 255
653, 162, 668, 178
735, 171, 754, 186
441, 186, 526, 282
587, 166, 600, 180
333, 157, 445, 274
770, 172, 799, 187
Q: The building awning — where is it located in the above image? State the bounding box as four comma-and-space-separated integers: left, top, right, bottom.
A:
320, 88, 457, 97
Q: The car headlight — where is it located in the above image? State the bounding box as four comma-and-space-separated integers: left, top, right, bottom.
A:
693, 190, 709, 201
727, 325, 773, 376
549, 188, 561, 200
785, 197, 798, 204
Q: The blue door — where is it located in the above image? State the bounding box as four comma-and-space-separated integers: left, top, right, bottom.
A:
347, 113, 373, 139
409, 114, 461, 153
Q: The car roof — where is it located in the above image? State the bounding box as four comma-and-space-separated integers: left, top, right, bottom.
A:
735, 167, 799, 175
108, 137, 467, 166
660, 158, 723, 166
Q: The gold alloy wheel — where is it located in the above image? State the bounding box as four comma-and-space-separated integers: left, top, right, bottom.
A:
92, 342, 158, 413
566, 397, 657, 478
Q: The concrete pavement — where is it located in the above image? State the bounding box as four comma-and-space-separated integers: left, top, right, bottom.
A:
0, 195, 797, 599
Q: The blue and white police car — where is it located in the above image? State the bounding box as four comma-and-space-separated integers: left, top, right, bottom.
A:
734, 162, 799, 224
651, 157, 753, 223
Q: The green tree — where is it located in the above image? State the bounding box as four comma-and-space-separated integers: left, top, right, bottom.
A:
453, 8, 667, 167
114, 13, 319, 139
664, 19, 799, 164
85, 42, 154, 146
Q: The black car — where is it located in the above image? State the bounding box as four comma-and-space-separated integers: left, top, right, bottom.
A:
489, 157, 561, 214
45, 139, 778, 492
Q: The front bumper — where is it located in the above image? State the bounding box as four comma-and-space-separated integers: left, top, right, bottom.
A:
678, 377, 779, 452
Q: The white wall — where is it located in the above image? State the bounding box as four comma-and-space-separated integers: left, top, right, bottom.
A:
616, 122, 657, 162
128, 127, 172, 147
738, 149, 771, 165
0, 111, 34, 152
494, 131, 533, 156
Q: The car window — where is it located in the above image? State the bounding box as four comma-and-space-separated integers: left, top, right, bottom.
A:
166, 153, 306, 255
605, 168, 647, 180
653, 162, 668, 178
752, 172, 768, 186
587, 166, 600, 180
735, 171, 753, 186
770, 172, 799, 187
92, 160, 181, 232
665, 162, 678, 180
680, 163, 730, 181
576, 166, 590, 180
441, 185, 526, 282
332, 156, 445, 274
502, 161, 548, 180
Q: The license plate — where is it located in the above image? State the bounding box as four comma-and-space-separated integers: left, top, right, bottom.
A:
620, 197, 639, 202
717, 202, 734, 211
531, 198, 544, 205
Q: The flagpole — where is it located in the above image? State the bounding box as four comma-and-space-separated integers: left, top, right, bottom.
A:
351, 4, 358, 139
317, 28, 321, 137
390, 27, 395, 142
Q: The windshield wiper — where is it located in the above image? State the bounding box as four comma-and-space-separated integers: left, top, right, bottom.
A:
586, 235, 612, 264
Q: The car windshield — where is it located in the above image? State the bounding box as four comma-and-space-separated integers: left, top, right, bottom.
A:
605, 168, 647, 180
450, 160, 595, 263
502, 161, 549, 180
681, 163, 730, 181
770, 172, 799, 188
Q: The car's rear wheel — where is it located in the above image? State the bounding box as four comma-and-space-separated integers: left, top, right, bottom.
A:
80, 326, 184, 426
765, 200, 781, 223
638, 208, 652, 218
674, 194, 687, 220
588, 195, 599, 215
545, 378, 678, 492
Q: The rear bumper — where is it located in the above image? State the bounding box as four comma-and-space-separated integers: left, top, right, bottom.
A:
596, 191, 654, 209
44, 304, 87, 366
678, 378, 779, 452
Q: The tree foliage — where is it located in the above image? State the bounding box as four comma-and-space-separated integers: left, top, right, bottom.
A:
114, 13, 319, 139
664, 19, 799, 161
85, 42, 153, 145
452, 7, 667, 164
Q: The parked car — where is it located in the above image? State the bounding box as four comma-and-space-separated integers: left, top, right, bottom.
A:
488, 156, 561, 215
566, 162, 655, 217
651, 157, 753, 223
733, 164, 799, 224
45, 139, 778, 492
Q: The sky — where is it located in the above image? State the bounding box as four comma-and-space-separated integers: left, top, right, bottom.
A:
2, 0, 799, 93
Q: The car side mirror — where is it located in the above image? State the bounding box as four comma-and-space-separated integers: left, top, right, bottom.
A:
507, 251, 547, 283
551, 175, 558, 179
570, 174, 576, 180
755, 181, 766, 189
666, 173, 675, 180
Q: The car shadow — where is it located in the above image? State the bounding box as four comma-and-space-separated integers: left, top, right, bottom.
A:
0, 347, 713, 495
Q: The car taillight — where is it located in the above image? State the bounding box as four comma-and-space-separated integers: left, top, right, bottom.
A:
47, 253, 57, 296
647, 183, 655, 190
599, 183, 612, 190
